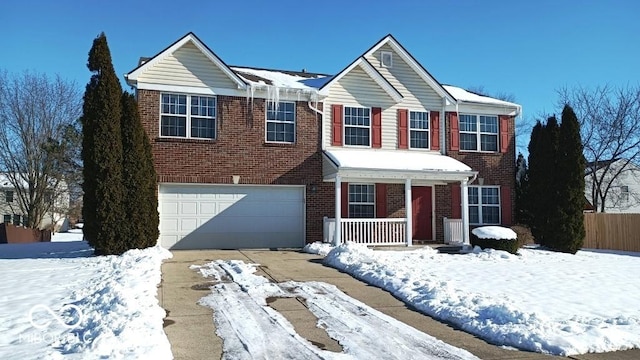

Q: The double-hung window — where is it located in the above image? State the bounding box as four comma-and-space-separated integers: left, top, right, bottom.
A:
5, 191, 13, 203
468, 186, 500, 225
459, 114, 498, 152
13, 214, 21, 226
348, 184, 375, 218
621, 185, 630, 202
344, 107, 370, 146
409, 111, 429, 149
161, 93, 216, 139
266, 102, 295, 143
3, 214, 10, 223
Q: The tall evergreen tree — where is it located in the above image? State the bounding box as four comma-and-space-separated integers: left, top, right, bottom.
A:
527, 117, 560, 246
121, 92, 159, 249
515, 153, 530, 224
81, 33, 126, 255
552, 105, 585, 253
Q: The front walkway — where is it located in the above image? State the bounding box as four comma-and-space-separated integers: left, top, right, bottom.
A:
159, 249, 637, 360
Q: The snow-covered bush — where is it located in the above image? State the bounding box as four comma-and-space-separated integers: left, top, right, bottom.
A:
471, 226, 520, 254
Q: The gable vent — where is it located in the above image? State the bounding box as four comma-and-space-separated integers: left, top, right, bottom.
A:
381, 51, 393, 68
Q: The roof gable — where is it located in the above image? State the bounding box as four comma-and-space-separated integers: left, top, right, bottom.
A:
319, 56, 403, 103
125, 32, 247, 90
365, 35, 456, 104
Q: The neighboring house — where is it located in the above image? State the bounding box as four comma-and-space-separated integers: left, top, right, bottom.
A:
125, 32, 520, 250
585, 159, 640, 213
0, 174, 70, 231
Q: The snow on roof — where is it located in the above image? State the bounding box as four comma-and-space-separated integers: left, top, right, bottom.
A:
325, 149, 473, 173
231, 66, 331, 92
443, 85, 519, 108
471, 226, 517, 240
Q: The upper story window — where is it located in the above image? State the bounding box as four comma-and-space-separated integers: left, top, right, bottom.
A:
409, 111, 429, 149
621, 185, 630, 202
469, 186, 500, 225
266, 102, 295, 143
5, 191, 13, 203
344, 107, 371, 146
348, 184, 375, 218
160, 93, 216, 139
459, 114, 498, 152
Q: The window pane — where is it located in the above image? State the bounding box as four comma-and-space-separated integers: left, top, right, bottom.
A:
481, 134, 498, 152
481, 188, 499, 205
482, 206, 500, 224
460, 133, 477, 151
410, 130, 429, 149
410, 111, 429, 130
191, 117, 215, 139
469, 206, 479, 224
480, 116, 498, 133
161, 94, 187, 115
345, 127, 370, 146
459, 115, 476, 131
468, 187, 479, 204
161, 116, 186, 137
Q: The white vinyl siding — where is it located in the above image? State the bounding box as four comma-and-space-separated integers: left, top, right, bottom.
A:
138, 41, 238, 90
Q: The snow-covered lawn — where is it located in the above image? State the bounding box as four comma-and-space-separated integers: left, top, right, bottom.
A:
304, 242, 640, 356
0, 234, 172, 359
193, 260, 478, 359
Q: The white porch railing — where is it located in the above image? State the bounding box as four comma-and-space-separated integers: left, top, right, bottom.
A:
323, 217, 407, 246
443, 217, 464, 244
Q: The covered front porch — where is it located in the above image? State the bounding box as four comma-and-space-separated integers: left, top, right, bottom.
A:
322, 149, 477, 247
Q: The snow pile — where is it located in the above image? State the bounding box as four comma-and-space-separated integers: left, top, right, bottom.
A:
196, 259, 478, 359
0, 242, 172, 359
302, 242, 334, 256
471, 226, 517, 240
323, 243, 640, 355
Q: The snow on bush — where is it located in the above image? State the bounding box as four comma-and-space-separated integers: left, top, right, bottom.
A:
302, 241, 334, 256
471, 226, 517, 240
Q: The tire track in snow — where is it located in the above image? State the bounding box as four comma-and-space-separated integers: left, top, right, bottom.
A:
195, 260, 478, 360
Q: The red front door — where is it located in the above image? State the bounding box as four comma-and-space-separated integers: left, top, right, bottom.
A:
412, 186, 433, 240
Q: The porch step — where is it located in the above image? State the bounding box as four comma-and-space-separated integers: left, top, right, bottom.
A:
436, 245, 464, 254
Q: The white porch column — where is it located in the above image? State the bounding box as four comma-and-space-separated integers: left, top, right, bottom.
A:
334, 175, 342, 246
405, 178, 413, 247
461, 178, 470, 245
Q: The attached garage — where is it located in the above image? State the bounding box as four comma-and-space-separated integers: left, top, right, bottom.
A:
158, 184, 305, 249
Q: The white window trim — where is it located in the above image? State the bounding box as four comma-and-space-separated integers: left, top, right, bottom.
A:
408, 110, 430, 150
381, 51, 393, 68
459, 114, 499, 153
469, 185, 501, 225
265, 101, 296, 144
159, 93, 217, 140
348, 183, 376, 218
343, 106, 372, 148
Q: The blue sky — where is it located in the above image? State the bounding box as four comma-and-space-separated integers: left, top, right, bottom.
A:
1, 0, 638, 151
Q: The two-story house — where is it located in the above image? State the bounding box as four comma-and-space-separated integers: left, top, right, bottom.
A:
585, 159, 640, 213
125, 32, 520, 250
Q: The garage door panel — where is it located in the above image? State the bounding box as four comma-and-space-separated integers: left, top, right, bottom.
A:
159, 184, 305, 249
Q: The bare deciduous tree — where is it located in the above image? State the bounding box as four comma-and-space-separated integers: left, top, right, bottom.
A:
558, 85, 640, 212
0, 70, 81, 229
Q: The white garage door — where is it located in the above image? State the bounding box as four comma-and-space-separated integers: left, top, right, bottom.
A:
158, 184, 305, 249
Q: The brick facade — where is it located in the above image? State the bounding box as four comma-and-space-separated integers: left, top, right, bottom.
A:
137, 89, 332, 243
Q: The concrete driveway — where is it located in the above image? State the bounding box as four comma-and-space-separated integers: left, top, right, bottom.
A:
158, 249, 639, 360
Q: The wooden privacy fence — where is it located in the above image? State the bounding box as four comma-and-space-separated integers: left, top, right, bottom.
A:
583, 213, 640, 252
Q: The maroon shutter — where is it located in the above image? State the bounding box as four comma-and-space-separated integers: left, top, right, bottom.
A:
372, 107, 382, 148
499, 115, 510, 153
332, 104, 343, 146
451, 184, 461, 218
501, 186, 512, 225
375, 183, 387, 218
398, 109, 408, 149
449, 112, 459, 151
341, 182, 349, 218
430, 111, 440, 150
